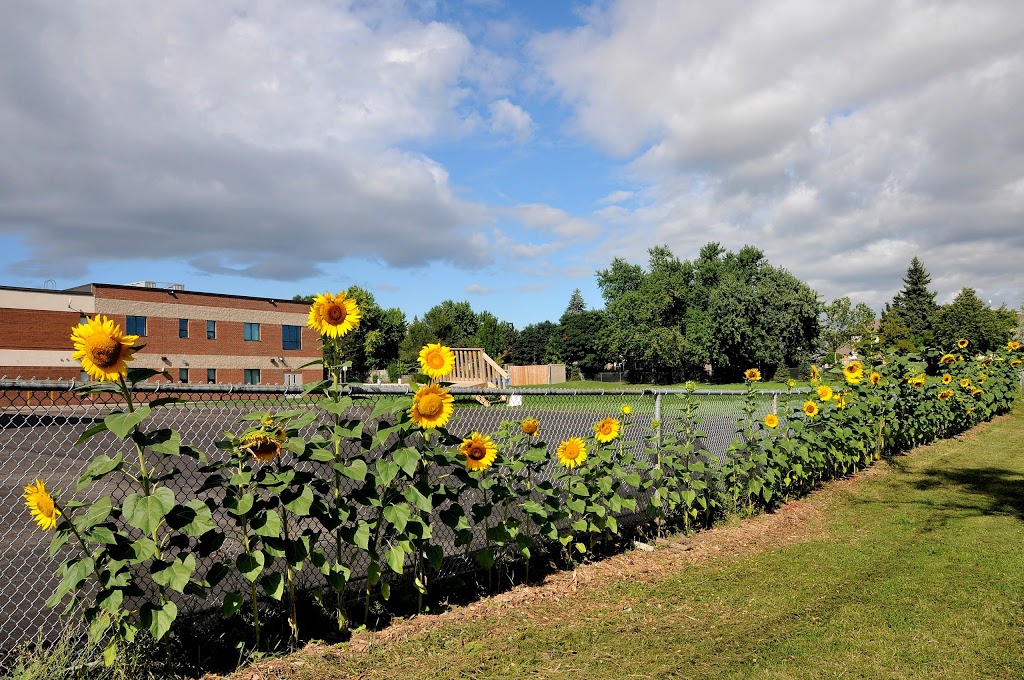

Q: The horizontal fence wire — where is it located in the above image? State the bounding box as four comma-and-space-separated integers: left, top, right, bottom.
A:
0, 379, 792, 665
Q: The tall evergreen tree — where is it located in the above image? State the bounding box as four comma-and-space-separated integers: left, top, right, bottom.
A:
564, 289, 587, 316
885, 257, 939, 347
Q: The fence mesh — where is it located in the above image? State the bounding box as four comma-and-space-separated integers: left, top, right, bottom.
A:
0, 379, 782, 664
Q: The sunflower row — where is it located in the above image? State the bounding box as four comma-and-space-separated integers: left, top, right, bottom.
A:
23, 294, 1022, 666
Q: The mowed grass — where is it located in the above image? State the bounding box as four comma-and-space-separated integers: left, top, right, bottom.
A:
258, 406, 1024, 680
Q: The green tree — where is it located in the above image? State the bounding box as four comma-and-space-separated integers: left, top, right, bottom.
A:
473, 311, 517, 362
933, 289, 1017, 352
547, 309, 609, 378
511, 321, 557, 365
564, 289, 587, 316
817, 297, 876, 362
883, 257, 939, 349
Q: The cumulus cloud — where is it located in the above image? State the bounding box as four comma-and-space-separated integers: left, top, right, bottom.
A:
465, 283, 493, 295
0, 1, 493, 280
489, 99, 535, 141
534, 0, 1024, 309
596, 190, 634, 205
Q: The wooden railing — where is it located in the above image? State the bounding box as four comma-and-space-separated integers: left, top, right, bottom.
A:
450, 348, 509, 388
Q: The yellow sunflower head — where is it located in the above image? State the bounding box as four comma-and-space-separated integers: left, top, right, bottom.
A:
763, 413, 779, 429
835, 393, 847, 409
787, 379, 796, 388
959, 378, 971, 388
556, 438, 587, 469
942, 373, 952, 385
307, 291, 361, 339
24, 479, 60, 531
238, 430, 284, 463
911, 374, 926, 388
70, 315, 138, 382
971, 387, 984, 397
803, 401, 819, 418
957, 339, 969, 349
810, 365, 821, 384
744, 368, 761, 382
843, 361, 863, 385
817, 385, 833, 402
870, 372, 882, 386
410, 384, 454, 429
521, 417, 540, 437
594, 417, 621, 444
1008, 341, 1021, 351
940, 354, 956, 365
620, 404, 632, 416
459, 432, 498, 472
418, 343, 456, 380
1012, 359, 1022, 369
937, 389, 953, 401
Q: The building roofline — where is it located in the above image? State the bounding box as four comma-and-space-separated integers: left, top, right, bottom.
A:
0, 284, 93, 296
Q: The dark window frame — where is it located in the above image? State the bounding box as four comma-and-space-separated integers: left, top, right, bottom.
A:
244, 322, 261, 342
207, 320, 216, 340
126, 315, 147, 336
282, 324, 301, 350
179, 318, 189, 339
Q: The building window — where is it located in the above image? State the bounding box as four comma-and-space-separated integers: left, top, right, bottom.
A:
126, 315, 147, 336
207, 320, 216, 339
282, 325, 301, 350
244, 369, 261, 385
178, 368, 188, 383
79, 369, 90, 382
179, 318, 189, 338
244, 322, 261, 341
79, 314, 88, 325
207, 368, 216, 384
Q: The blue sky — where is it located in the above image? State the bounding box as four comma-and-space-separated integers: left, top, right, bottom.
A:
2, 0, 1023, 328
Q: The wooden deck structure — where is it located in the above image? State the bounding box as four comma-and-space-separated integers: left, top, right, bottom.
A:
449, 348, 509, 405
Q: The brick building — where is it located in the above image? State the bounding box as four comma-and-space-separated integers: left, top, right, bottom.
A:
0, 282, 322, 386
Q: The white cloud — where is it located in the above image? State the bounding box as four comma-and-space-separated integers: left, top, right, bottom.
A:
596, 190, 634, 205
507, 203, 602, 240
488, 98, 535, 141
533, 0, 1024, 308
465, 283, 493, 295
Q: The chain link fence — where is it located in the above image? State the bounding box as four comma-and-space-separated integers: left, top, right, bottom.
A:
0, 379, 782, 665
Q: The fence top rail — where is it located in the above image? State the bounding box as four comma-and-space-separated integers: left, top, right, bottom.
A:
0, 378, 811, 397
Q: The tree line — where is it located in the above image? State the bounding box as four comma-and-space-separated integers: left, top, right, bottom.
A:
298, 245, 1022, 384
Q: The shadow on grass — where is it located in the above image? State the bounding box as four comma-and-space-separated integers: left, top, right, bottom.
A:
913, 466, 1024, 521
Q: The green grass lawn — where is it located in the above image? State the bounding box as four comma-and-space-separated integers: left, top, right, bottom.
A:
251, 405, 1024, 679
518, 379, 799, 391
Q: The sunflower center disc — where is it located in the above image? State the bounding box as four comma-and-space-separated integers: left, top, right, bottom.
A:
428, 353, 444, 369
89, 337, 122, 367
564, 446, 579, 460
419, 394, 443, 417
467, 446, 486, 461
326, 304, 346, 323
38, 496, 55, 518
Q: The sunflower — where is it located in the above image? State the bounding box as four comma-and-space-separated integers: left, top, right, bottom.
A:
971, 387, 984, 397
835, 393, 847, 409
1008, 341, 1021, 351
418, 343, 455, 379
957, 339, 969, 349
459, 433, 498, 472
556, 438, 587, 469
410, 384, 454, 429
744, 368, 761, 382
843, 361, 863, 385
71, 315, 138, 382
803, 401, 819, 418
959, 378, 971, 388
870, 372, 882, 386
763, 413, 779, 429
979, 374, 988, 385
787, 379, 796, 388
594, 417, 620, 443
908, 374, 925, 388
24, 479, 60, 531
238, 430, 284, 463
940, 354, 956, 365
942, 374, 952, 385
621, 404, 632, 416
937, 389, 954, 401
817, 385, 833, 402
307, 292, 361, 338
521, 417, 539, 437
1012, 359, 1022, 369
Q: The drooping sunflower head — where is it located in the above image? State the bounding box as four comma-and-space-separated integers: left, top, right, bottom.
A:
942, 373, 952, 385
835, 393, 847, 409
979, 374, 988, 385
594, 417, 621, 444
763, 413, 779, 429
71, 315, 138, 382
307, 292, 361, 339
803, 401, 819, 418
744, 368, 761, 382
521, 417, 540, 437
238, 430, 284, 463
1008, 341, 1021, 351
908, 374, 926, 388
940, 354, 956, 365
621, 404, 632, 416
957, 339, 969, 349
937, 389, 954, 401
1012, 359, 1022, 369
982, 357, 993, 366
971, 387, 984, 397
810, 365, 821, 384
870, 372, 882, 386
410, 384, 454, 429
556, 437, 587, 469
459, 432, 498, 472
843, 361, 863, 385
959, 378, 971, 388
418, 343, 456, 380
817, 385, 833, 402
24, 479, 60, 531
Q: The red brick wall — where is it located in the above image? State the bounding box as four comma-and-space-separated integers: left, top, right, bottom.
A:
0, 309, 84, 350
